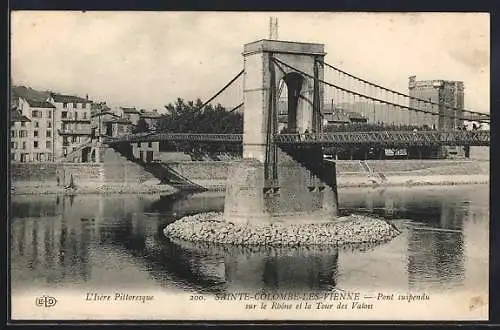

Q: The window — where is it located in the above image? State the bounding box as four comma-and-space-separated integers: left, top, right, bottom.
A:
21, 122, 25, 127
72, 136, 77, 143
73, 147, 76, 152
138, 142, 141, 148
10, 130, 15, 138
22, 141, 26, 149
19, 130, 27, 138
48, 121, 52, 128
148, 142, 153, 148
75, 112, 78, 120
48, 111, 52, 118
34, 131, 39, 138
46, 141, 51, 149
47, 154, 52, 162
11, 153, 15, 161
34, 121, 39, 128
82, 103, 87, 109
83, 112, 87, 119
34, 141, 39, 148
32, 110, 40, 118
73, 102, 77, 108
63, 148, 67, 156
47, 130, 51, 137
62, 111, 68, 119
63, 102, 67, 108
11, 142, 15, 149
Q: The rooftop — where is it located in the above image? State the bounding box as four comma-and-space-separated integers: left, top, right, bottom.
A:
244, 39, 326, 56
409, 76, 464, 89
23, 98, 56, 109
50, 93, 92, 104
139, 109, 161, 118
104, 117, 133, 124
121, 107, 140, 114
11, 110, 31, 122
323, 111, 350, 123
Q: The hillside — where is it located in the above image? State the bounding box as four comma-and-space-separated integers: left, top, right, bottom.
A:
11, 86, 51, 103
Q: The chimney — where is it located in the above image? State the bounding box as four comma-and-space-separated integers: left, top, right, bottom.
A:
86, 94, 89, 100
153, 109, 158, 113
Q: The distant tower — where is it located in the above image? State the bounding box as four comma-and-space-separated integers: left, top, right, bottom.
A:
408, 76, 464, 130
269, 17, 279, 40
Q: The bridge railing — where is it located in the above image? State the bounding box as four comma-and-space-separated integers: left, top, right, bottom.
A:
273, 131, 490, 147
103, 133, 243, 144
102, 130, 490, 147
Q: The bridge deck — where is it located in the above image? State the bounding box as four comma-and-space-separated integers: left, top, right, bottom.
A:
102, 130, 490, 147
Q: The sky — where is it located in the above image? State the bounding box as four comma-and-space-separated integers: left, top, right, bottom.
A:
11, 12, 490, 113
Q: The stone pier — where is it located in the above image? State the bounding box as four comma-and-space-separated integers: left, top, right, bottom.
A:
224, 149, 338, 225
223, 39, 338, 225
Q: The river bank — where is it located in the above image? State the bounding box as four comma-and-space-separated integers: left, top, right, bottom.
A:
191, 174, 489, 192
10, 183, 177, 196
192, 160, 490, 191
11, 160, 489, 195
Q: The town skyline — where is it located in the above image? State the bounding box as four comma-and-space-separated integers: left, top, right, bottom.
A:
11, 12, 490, 113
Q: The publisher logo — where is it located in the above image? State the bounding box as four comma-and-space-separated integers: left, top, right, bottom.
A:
35, 295, 57, 308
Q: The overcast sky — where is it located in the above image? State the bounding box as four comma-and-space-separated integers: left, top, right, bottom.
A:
11, 11, 489, 113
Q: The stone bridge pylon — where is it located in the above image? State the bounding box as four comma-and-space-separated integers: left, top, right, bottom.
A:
224, 39, 339, 225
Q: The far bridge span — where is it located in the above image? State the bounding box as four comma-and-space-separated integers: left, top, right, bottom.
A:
103, 130, 490, 148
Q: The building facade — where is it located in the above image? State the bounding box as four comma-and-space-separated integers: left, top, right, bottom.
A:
120, 107, 141, 125
92, 103, 135, 138
47, 93, 93, 162
15, 98, 57, 162
132, 141, 160, 163
11, 93, 95, 163
10, 109, 32, 162
139, 109, 161, 131
408, 76, 464, 130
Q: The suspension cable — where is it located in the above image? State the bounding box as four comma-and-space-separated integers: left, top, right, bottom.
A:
228, 102, 244, 113
274, 57, 488, 124
196, 69, 245, 112
318, 60, 489, 120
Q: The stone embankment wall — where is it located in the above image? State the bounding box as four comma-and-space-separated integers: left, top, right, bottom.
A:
167, 162, 232, 180
11, 163, 103, 187
100, 147, 158, 184
11, 147, 159, 189
165, 159, 489, 181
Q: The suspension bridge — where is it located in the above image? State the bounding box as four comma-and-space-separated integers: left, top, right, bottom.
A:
104, 44, 490, 149
103, 38, 489, 224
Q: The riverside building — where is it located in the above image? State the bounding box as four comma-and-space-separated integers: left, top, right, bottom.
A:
11, 93, 95, 163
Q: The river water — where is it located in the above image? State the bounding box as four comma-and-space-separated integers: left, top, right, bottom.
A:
10, 185, 489, 300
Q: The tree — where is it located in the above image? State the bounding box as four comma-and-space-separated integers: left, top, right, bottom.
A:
158, 98, 243, 154
134, 118, 149, 133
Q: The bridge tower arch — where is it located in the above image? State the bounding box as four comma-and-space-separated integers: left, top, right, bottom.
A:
224, 39, 337, 225
242, 40, 326, 162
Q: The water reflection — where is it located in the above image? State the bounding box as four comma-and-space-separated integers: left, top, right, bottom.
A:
10, 185, 488, 294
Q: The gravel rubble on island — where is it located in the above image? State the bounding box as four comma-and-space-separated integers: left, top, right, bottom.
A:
164, 212, 401, 247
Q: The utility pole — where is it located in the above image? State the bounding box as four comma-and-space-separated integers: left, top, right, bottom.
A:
269, 17, 279, 40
